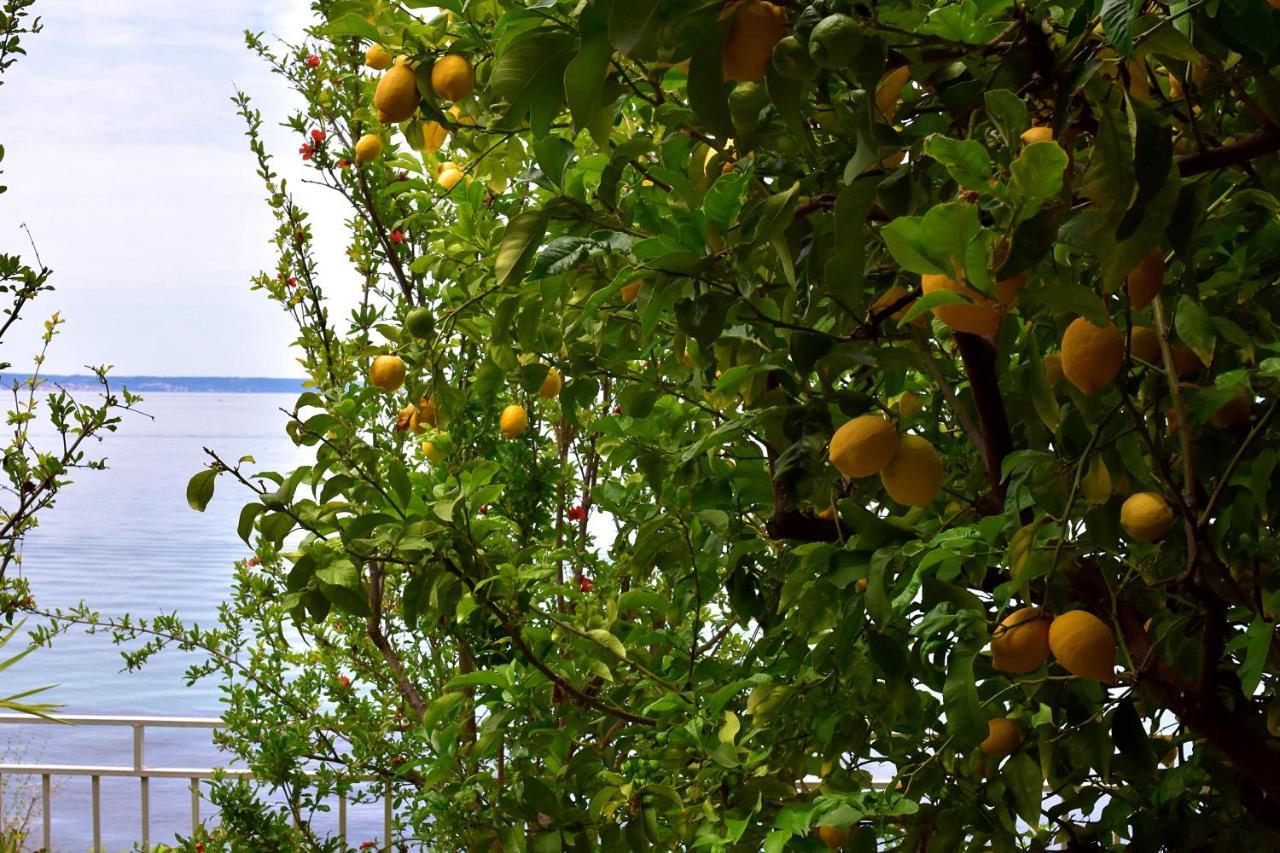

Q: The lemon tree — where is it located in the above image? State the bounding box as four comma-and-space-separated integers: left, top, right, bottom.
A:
178, 0, 1280, 847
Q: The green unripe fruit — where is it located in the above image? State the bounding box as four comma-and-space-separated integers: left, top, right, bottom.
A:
728, 82, 770, 134
808, 14, 863, 70
403, 306, 435, 340
772, 35, 817, 81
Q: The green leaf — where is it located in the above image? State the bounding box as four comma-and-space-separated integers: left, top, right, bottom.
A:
609, 0, 660, 56
900, 289, 967, 323
1174, 297, 1216, 365
564, 0, 615, 131
495, 210, 550, 288
922, 135, 991, 191
237, 503, 264, 545
687, 17, 734, 138
1003, 753, 1043, 825
985, 89, 1028, 145
490, 30, 576, 136
750, 182, 801, 244
1101, 0, 1135, 59
882, 201, 982, 277
1241, 616, 1274, 696
1009, 142, 1068, 221
186, 469, 217, 512
586, 628, 628, 660
943, 642, 986, 747
324, 12, 382, 42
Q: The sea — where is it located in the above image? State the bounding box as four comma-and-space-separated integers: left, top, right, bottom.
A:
0, 392, 386, 851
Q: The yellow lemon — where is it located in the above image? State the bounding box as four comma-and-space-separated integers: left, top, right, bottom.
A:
921, 273, 1002, 338
829, 415, 899, 478
1210, 390, 1252, 429
417, 397, 438, 429
438, 167, 465, 190
365, 44, 393, 71
1126, 251, 1164, 309
1043, 353, 1064, 385
418, 121, 448, 153
1049, 610, 1117, 682
979, 718, 1022, 758
1171, 345, 1203, 377
375, 58, 421, 124
875, 66, 910, 120
394, 403, 418, 433
500, 404, 528, 439
722, 0, 788, 83
368, 355, 405, 393
539, 368, 562, 399
1020, 126, 1054, 144
1129, 326, 1161, 364
990, 607, 1051, 674
354, 134, 384, 164
879, 435, 943, 507
1061, 317, 1123, 394
421, 439, 445, 463
1120, 492, 1174, 542
620, 280, 644, 303
431, 55, 475, 102
897, 391, 923, 419
871, 285, 921, 325
817, 825, 850, 849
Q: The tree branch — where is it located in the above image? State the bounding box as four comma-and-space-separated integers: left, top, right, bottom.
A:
1176, 128, 1280, 177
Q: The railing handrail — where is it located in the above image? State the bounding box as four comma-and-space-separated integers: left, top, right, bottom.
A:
0, 713, 224, 728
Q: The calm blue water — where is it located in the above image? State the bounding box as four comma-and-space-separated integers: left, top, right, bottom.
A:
0, 393, 384, 850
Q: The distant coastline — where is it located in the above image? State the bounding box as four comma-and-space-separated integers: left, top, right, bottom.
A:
0, 374, 307, 394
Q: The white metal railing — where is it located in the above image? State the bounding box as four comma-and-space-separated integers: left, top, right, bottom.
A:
0, 713, 391, 851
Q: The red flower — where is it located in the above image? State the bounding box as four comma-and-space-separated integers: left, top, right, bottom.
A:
390, 230, 405, 244
577, 575, 594, 594
310, 128, 325, 143
397, 170, 409, 182
195, 845, 205, 853
477, 505, 488, 515
337, 159, 350, 170
567, 505, 585, 522
360, 842, 376, 851
306, 54, 321, 68
247, 555, 261, 567
338, 675, 350, 687
287, 277, 297, 288
299, 143, 314, 161
612, 405, 623, 415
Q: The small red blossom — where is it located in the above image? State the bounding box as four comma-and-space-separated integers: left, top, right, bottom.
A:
566, 505, 585, 522
359, 842, 376, 851
337, 158, 350, 170
306, 54, 321, 68
390, 230, 405, 244
287, 277, 297, 288
310, 128, 326, 143
299, 143, 315, 161
247, 555, 261, 567
612, 405, 623, 415
195, 845, 205, 853
338, 675, 350, 687
477, 505, 488, 515
577, 575, 594, 594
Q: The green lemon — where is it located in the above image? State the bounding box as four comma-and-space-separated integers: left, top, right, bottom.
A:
808, 14, 863, 70
772, 35, 817, 81
403, 306, 435, 340
728, 82, 770, 134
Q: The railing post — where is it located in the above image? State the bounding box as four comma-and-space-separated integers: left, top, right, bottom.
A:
384, 780, 392, 850
134, 724, 148, 852
41, 772, 50, 852
190, 776, 200, 836
92, 774, 102, 852
338, 792, 347, 842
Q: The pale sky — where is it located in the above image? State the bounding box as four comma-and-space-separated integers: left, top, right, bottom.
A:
0, 0, 360, 377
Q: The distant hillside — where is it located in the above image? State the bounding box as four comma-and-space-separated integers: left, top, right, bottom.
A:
0, 375, 307, 393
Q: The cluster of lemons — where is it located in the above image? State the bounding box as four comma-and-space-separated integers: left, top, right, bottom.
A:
353, 41, 475, 194
368, 353, 563, 461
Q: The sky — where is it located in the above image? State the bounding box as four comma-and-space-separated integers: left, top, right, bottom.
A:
0, 0, 360, 377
